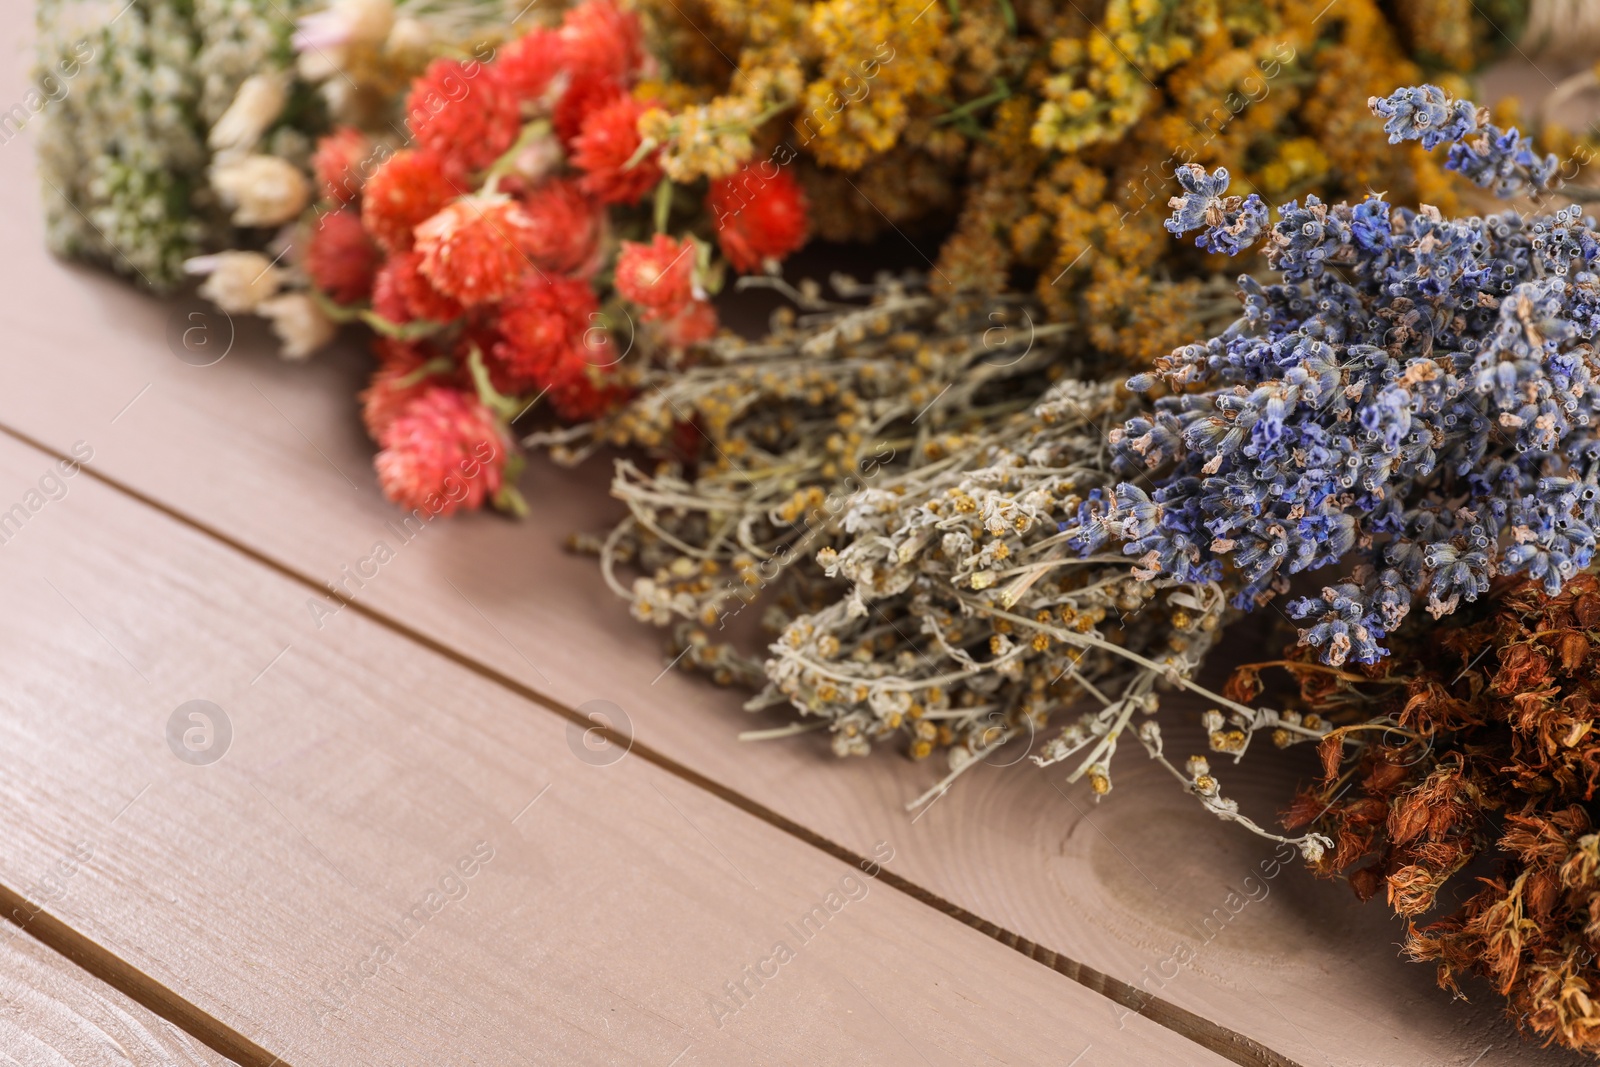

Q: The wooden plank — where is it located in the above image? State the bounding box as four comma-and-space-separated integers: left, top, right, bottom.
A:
0, 429, 1229, 1065
3, 29, 1582, 1067
0, 924, 234, 1066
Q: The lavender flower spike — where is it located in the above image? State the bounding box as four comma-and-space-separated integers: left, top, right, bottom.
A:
1165, 164, 1269, 256
1369, 84, 1560, 198
1368, 84, 1478, 149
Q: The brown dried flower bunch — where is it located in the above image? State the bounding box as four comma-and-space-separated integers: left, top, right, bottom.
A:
1241, 574, 1600, 1053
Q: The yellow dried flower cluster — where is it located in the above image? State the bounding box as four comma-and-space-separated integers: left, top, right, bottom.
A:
1390, 0, 1529, 71
1033, 0, 1218, 154
630, 0, 1552, 364
799, 0, 949, 169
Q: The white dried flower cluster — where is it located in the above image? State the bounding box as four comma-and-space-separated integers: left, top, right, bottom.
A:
36, 0, 207, 288
35, 0, 304, 290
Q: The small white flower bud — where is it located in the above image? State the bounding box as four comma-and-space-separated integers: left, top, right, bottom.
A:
257, 293, 337, 360
209, 74, 288, 155
211, 155, 311, 227
385, 16, 433, 56
1299, 836, 1328, 864
186, 252, 283, 314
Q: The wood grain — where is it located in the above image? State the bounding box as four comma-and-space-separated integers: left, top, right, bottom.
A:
0, 925, 235, 1066
1, 22, 1583, 1067
0, 425, 1229, 1065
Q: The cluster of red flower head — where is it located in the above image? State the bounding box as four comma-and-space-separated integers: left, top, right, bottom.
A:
298, 0, 810, 516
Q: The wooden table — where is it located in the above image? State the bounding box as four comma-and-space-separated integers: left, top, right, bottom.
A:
0, 13, 1592, 1065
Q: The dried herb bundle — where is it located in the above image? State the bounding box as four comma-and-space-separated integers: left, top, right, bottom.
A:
547, 275, 1069, 689
556, 272, 1335, 847
574, 85, 1600, 836
1250, 574, 1600, 1053
631, 0, 1582, 363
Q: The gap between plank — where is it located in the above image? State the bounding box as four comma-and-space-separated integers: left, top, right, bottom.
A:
0, 422, 1303, 1067
0, 880, 284, 1065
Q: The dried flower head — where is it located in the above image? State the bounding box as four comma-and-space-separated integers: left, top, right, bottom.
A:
375, 386, 508, 515
361, 149, 457, 254
1253, 574, 1600, 1055
412, 195, 538, 307
707, 162, 810, 273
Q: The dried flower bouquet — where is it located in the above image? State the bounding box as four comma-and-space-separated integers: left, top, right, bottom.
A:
578, 86, 1600, 863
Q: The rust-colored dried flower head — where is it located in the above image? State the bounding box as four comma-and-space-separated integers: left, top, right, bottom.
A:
1247, 575, 1600, 1054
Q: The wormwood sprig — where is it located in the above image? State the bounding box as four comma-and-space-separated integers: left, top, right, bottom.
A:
747, 366, 1334, 852
544, 275, 1068, 686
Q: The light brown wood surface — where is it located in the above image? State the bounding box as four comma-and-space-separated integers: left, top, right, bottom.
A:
0, 420, 1231, 1066
0, 924, 236, 1066
0, 7, 1588, 1062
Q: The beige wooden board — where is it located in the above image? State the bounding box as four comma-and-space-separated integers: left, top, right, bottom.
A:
0, 412, 1234, 1065
0, 924, 236, 1066
1, 17, 1585, 1067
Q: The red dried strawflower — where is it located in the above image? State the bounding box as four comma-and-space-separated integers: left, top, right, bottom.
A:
371, 268, 408, 324
488, 275, 597, 392
311, 127, 373, 205
571, 95, 662, 206
518, 178, 604, 274
496, 27, 564, 103
553, 72, 624, 147
361, 150, 457, 253
360, 339, 434, 439
707, 163, 810, 272
559, 0, 645, 82
414, 196, 537, 307
307, 209, 379, 304
542, 356, 626, 422
655, 298, 718, 346
372, 250, 464, 324
375, 386, 507, 516
614, 234, 695, 312
405, 58, 522, 179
